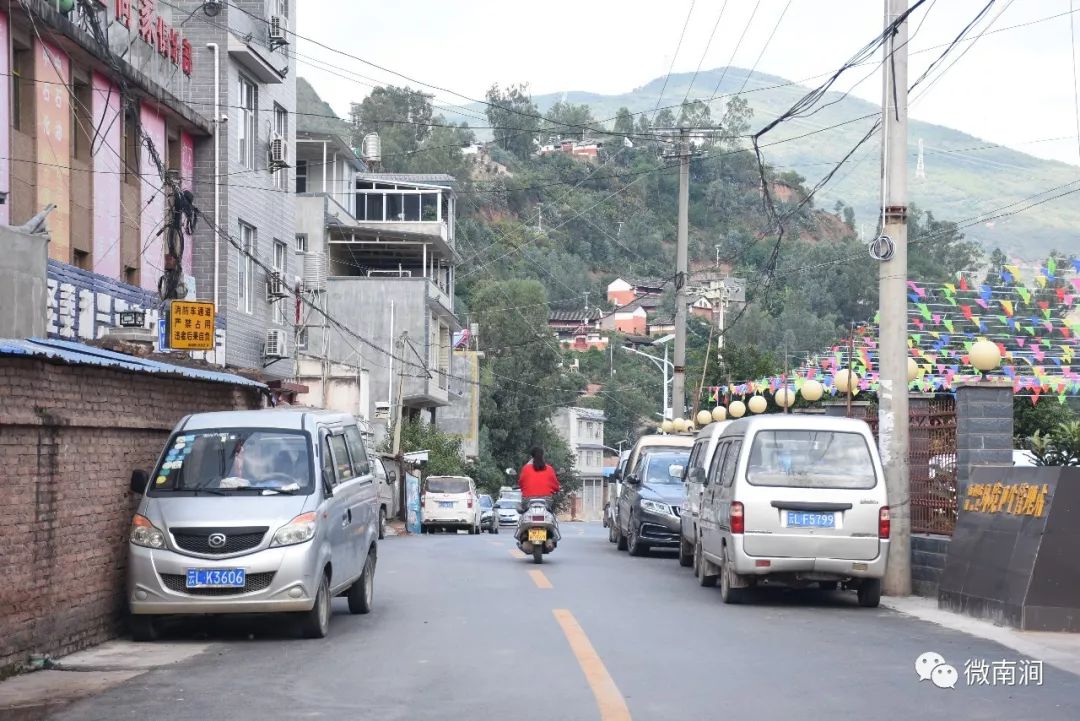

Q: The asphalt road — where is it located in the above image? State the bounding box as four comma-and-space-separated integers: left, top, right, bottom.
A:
48, 523, 1080, 721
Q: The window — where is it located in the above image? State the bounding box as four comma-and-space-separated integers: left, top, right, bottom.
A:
329, 434, 354, 481
273, 104, 287, 189
271, 240, 288, 324
238, 76, 256, 168
72, 78, 93, 160
321, 436, 337, 486
296, 327, 308, 350
11, 46, 31, 132
295, 159, 307, 193
746, 431, 875, 489
721, 440, 742, 487
122, 109, 140, 184
238, 221, 255, 313
344, 426, 370, 477
272, 0, 288, 17
295, 233, 308, 253
124, 266, 138, 286
73, 249, 90, 270
152, 430, 314, 494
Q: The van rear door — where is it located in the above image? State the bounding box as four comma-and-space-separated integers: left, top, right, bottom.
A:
740, 429, 884, 561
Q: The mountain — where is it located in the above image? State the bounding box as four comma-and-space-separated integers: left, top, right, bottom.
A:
451, 67, 1080, 260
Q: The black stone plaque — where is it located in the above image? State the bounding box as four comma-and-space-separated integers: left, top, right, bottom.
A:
938, 466, 1080, 631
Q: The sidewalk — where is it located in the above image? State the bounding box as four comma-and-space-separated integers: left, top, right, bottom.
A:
883, 596, 1080, 679
0, 641, 208, 720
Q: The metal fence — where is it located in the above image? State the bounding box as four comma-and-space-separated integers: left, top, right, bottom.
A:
853, 397, 958, 535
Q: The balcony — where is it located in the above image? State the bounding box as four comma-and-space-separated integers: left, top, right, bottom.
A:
353, 175, 456, 247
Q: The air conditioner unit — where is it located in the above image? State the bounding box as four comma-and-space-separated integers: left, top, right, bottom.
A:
267, 270, 288, 299
269, 133, 289, 171
265, 329, 288, 359
269, 14, 288, 47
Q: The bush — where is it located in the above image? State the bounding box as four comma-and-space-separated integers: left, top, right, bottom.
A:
1028, 421, 1080, 467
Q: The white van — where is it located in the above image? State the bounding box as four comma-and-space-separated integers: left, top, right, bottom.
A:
421, 475, 482, 534
696, 416, 889, 607
677, 421, 731, 568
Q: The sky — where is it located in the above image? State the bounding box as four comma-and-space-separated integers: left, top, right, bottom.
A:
295, 0, 1080, 167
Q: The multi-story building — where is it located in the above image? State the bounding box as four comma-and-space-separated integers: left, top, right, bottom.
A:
1, 1, 296, 380
293, 80, 463, 437
552, 406, 606, 521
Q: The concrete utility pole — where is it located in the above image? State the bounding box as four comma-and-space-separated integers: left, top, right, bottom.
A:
879, 0, 912, 596
672, 127, 690, 420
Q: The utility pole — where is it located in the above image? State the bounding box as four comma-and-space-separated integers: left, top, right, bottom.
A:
672, 127, 690, 420
392, 332, 407, 456
879, 0, 912, 597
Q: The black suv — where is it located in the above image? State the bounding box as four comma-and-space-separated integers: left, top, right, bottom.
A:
615, 448, 691, 556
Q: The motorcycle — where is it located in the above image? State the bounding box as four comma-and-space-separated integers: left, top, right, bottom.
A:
515, 498, 561, 564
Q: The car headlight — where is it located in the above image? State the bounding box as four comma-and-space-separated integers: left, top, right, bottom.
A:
271, 512, 317, 547
130, 514, 165, 548
640, 499, 674, 516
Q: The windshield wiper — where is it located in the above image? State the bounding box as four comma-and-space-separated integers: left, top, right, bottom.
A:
259, 487, 299, 495
182, 488, 229, 496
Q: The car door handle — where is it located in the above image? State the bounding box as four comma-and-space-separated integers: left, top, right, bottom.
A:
343, 509, 352, 526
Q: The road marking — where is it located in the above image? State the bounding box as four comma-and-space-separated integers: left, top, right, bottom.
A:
509, 549, 527, 559
553, 609, 632, 721
528, 570, 552, 589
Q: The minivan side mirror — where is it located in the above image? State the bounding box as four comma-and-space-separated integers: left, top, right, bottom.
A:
611, 468, 622, 481
130, 469, 149, 494
625, 474, 640, 486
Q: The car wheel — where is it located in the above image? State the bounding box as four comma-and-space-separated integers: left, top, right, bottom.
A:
627, 517, 649, 557
347, 551, 376, 615
492, 523, 499, 535
615, 523, 628, 551
857, 579, 882, 608
678, 537, 694, 568
129, 615, 159, 642
719, 548, 741, 604
297, 574, 331, 639
378, 508, 387, 540
820, 581, 838, 592
695, 541, 717, 587
608, 521, 618, 544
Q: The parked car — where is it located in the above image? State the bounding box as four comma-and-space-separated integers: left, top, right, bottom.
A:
615, 437, 694, 556
371, 455, 397, 539
495, 498, 521, 525
697, 416, 889, 607
479, 494, 499, 534
421, 475, 482, 534
678, 421, 731, 567
126, 408, 379, 641
605, 451, 630, 541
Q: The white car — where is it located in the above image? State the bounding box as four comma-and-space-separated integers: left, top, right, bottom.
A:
495, 497, 521, 525
421, 476, 482, 534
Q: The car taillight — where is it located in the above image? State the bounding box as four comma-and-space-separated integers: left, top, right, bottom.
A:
879, 506, 891, 539
730, 501, 744, 534
531, 515, 546, 522
468, 498, 474, 508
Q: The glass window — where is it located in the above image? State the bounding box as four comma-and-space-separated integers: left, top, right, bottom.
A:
321, 435, 337, 486
273, 103, 287, 189
150, 430, 313, 495
295, 159, 307, 193
640, 450, 691, 485
343, 426, 370, 477
329, 434, 354, 481
272, 240, 287, 324
238, 76, 256, 169
707, 443, 728, 486
721, 441, 742, 487
425, 477, 470, 494
238, 222, 255, 313
296, 327, 308, 350
295, 233, 308, 253
746, 431, 876, 489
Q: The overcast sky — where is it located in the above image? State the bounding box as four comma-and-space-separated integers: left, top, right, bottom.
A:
296, 0, 1080, 166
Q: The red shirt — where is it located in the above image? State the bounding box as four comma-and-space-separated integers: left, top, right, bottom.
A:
519, 463, 560, 499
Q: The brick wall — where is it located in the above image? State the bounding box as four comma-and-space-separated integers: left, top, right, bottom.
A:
0, 357, 262, 672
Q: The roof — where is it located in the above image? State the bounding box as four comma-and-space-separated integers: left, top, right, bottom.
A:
0, 338, 267, 390
357, 173, 456, 188
633, 434, 696, 451
721, 415, 876, 436
182, 408, 356, 431
549, 309, 602, 323
694, 420, 733, 440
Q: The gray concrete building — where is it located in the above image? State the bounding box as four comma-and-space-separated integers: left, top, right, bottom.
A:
180, 0, 297, 377
552, 406, 607, 521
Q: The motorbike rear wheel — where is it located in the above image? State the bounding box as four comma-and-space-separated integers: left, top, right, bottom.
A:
532, 545, 543, 564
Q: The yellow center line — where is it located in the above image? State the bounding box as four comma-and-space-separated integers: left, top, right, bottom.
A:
553, 609, 632, 721
528, 569, 552, 589
509, 549, 527, 559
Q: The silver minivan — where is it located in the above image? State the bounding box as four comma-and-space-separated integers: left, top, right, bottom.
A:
677, 421, 731, 567
696, 416, 889, 607
127, 408, 379, 640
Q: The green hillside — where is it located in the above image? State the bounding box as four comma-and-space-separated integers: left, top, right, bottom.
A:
453, 67, 1080, 260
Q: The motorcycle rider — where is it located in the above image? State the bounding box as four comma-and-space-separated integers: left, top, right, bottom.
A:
518, 446, 560, 512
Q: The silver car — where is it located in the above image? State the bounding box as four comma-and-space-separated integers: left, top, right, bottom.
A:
126, 408, 379, 640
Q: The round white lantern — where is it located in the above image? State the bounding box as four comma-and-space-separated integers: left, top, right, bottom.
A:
801, 379, 824, 402
711, 406, 727, 422
748, 395, 768, 414
728, 401, 746, 419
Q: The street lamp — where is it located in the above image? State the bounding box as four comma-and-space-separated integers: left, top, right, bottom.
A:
970, 340, 1002, 380
623, 340, 675, 420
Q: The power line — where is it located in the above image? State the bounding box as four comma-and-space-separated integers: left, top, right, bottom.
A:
681, 1, 728, 105
654, 0, 697, 113
708, 0, 763, 100
736, 0, 792, 96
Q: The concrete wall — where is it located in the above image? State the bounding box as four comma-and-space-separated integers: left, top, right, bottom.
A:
437, 350, 479, 458
294, 355, 370, 420
182, 0, 296, 377
912, 534, 951, 597
0, 356, 262, 672
0, 227, 47, 338
552, 407, 606, 478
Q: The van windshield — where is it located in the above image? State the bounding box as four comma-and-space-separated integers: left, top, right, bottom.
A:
746, 430, 876, 489
427, 477, 471, 494
150, 429, 313, 495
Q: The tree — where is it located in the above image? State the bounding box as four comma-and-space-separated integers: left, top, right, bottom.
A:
387, 419, 467, 476
677, 99, 712, 128
907, 204, 982, 283
485, 83, 540, 160
349, 86, 434, 164
544, 101, 595, 142
613, 107, 635, 138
